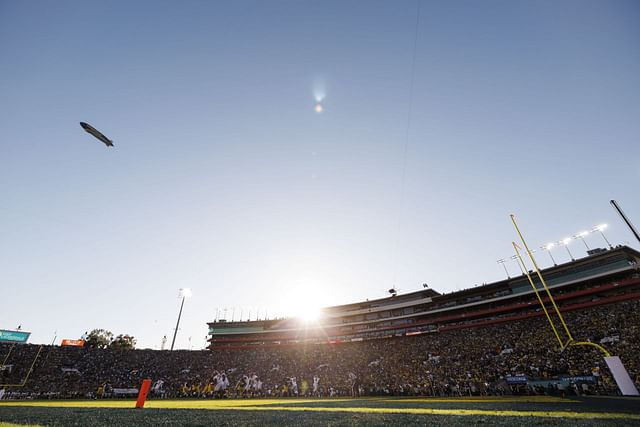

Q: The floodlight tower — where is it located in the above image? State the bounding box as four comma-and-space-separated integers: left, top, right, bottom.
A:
575, 231, 590, 251
497, 259, 510, 278
593, 224, 612, 249
560, 237, 575, 261
541, 243, 557, 266
170, 288, 192, 351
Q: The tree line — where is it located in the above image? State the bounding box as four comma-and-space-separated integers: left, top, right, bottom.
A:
81, 329, 137, 350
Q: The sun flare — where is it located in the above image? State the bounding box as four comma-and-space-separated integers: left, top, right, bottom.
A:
279, 282, 328, 324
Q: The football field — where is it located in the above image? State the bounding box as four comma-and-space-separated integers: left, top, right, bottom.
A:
1, 396, 639, 426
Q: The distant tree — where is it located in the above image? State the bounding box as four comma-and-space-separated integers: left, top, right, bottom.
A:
83, 329, 113, 349
110, 334, 136, 350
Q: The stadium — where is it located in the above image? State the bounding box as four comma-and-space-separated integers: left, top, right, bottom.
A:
207, 245, 640, 348
3, 1, 640, 426
2, 244, 640, 425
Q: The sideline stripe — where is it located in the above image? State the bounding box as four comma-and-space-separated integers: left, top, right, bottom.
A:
0, 399, 352, 409
0, 396, 570, 408
0, 401, 638, 420
380, 397, 575, 404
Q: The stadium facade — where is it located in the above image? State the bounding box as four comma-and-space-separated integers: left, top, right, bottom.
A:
207, 246, 640, 349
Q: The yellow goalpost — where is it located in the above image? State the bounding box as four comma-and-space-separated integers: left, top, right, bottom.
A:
508, 214, 640, 396
509, 214, 611, 357
0, 345, 44, 388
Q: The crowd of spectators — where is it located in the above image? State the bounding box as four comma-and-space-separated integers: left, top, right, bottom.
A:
1, 300, 638, 400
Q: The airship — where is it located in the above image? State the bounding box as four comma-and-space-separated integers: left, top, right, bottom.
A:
80, 122, 114, 147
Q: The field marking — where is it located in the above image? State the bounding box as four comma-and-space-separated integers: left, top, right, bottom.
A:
0, 399, 352, 409
0, 423, 43, 427
0, 396, 582, 409
0, 398, 638, 420
0, 396, 574, 409
380, 397, 576, 404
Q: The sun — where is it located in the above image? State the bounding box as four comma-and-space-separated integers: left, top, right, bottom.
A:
279, 281, 327, 324
298, 305, 321, 323
288, 298, 324, 324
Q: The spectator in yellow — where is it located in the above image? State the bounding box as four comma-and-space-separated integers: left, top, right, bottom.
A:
301, 379, 309, 396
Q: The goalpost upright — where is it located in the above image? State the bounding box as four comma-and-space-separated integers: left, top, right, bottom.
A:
509, 214, 638, 395
0, 345, 44, 388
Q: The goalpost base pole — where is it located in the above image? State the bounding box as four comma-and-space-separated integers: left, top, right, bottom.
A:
135, 379, 152, 408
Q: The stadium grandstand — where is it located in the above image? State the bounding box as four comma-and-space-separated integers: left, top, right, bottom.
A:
2, 245, 639, 401
207, 245, 640, 348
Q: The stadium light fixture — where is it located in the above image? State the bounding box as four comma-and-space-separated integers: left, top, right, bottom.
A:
502, 223, 612, 271
560, 237, 575, 261
541, 243, 557, 266
171, 288, 192, 351
592, 223, 613, 249
497, 259, 510, 278
509, 254, 527, 275
574, 231, 590, 250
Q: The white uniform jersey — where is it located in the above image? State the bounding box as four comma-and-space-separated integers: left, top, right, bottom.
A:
152, 380, 164, 393
214, 375, 227, 392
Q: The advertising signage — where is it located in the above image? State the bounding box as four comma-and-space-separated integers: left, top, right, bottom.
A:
0, 329, 31, 343
505, 375, 528, 384
61, 339, 85, 347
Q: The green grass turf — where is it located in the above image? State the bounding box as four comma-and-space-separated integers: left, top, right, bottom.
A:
1, 396, 639, 426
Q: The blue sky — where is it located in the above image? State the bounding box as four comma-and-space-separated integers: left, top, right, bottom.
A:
1, 0, 639, 349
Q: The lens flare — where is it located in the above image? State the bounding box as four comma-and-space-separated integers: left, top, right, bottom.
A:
313, 81, 326, 103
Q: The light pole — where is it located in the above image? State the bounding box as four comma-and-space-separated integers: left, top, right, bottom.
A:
611, 200, 640, 246
541, 243, 557, 266
593, 224, 612, 249
510, 254, 526, 275
170, 288, 192, 351
575, 231, 590, 251
560, 237, 574, 261
497, 259, 510, 278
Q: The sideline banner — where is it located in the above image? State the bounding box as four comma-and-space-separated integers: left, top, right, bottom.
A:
505, 375, 528, 384
559, 375, 597, 384
604, 356, 639, 396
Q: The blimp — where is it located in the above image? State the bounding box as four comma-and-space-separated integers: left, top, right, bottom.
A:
80, 122, 114, 147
